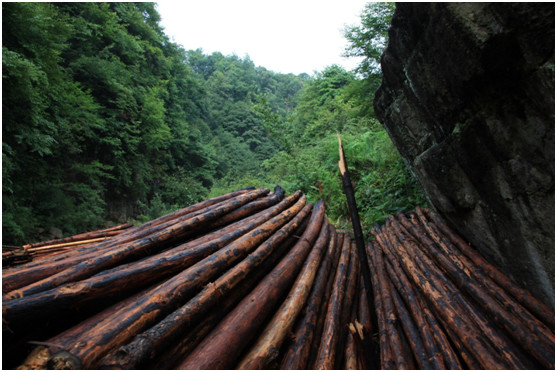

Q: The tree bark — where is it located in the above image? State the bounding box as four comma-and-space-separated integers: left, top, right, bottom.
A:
177, 201, 326, 370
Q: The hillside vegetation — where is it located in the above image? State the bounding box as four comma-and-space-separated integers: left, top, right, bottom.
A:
2, 2, 425, 244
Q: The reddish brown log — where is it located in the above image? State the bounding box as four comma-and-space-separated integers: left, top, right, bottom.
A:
382, 218, 512, 369
21, 225, 132, 250
422, 207, 555, 329
98, 201, 312, 370
396, 212, 554, 368
370, 240, 415, 369
3, 188, 269, 300
278, 228, 339, 370
2, 192, 302, 328
177, 201, 325, 370
306, 233, 345, 369
151, 212, 312, 370
237, 222, 330, 369
414, 209, 555, 350
335, 241, 360, 370
312, 235, 352, 370
355, 272, 379, 370
40, 195, 308, 369
2, 188, 259, 293
375, 227, 449, 369
365, 242, 395, 370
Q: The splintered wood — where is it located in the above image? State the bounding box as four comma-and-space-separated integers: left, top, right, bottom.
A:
3, 188, 554, 369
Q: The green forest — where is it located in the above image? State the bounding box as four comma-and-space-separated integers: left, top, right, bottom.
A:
2, 2, 425, 245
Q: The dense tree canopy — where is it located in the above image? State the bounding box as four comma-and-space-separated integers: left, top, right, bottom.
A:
3, 2, 424, 244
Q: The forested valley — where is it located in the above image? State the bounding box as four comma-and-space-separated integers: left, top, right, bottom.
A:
2, 2, 425, 245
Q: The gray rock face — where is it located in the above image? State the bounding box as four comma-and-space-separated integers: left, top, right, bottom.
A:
374, 3, 555, 306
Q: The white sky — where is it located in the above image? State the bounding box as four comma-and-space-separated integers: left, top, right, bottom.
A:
155, 0, 370, 75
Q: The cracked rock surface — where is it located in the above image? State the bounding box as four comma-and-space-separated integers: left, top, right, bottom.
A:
374, 3, 555, 306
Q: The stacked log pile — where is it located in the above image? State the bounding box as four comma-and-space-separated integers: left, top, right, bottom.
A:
2, 223, 133, 267
3, 186, 554, 369
368, 207, 555, 370
3, 187, 372, 370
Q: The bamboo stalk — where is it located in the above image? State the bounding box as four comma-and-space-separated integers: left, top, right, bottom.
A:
177, 202, 326, 370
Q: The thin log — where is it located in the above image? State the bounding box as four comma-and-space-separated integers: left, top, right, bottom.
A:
366, 242, 395, 370
156, 210, 311, 370
177, 202, 326, 370
382, 218, 511, 369
2, 188, 259, 293
414, 209, 555, 348
3, 188, 253, 279
335, 241, 360, 370
356, 272, 379, 370
423, 207, 555, 329
21, 225, 131, 250
370, 240, 415, 369
3, 192, 302, 328
396, 212, 554, 368
279, 228, 339, 370
237, 222, 330, 369
42, 195, 307, 369
376, 230, 449, 370
306, 233, 345, 369
98, 202, 312, 370
312, 235, 352, 370
3, 188, 270, 300
337, 134, 375, 333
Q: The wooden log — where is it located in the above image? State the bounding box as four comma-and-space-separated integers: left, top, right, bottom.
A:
3, 188, 253, 276
375, 228, 449, 369
98, 201, 312, 370
422, 207, 555, 329
3, 188, 270, 300
38, 194, 307, 369
278, 228, 339, 370
237, 222, 330, 369
382, 218, 514, 369
410, 211, 555, 357
396, 212, 554, 368
355, 272, 379, 370
306, 233, 345, 369
150, 212, 312, 370
365, 242, 395, 370
414, 209, 555, 346
337, 134, 375, 332
370, 240, 415, 369
2, 192, 302, 328
334, 241, 360, 370
177, 201, 326, 370
21, 225, 131, 250
312, 235, 352, 370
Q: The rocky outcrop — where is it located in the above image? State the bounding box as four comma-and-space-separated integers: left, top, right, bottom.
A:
374, 3, 555, 307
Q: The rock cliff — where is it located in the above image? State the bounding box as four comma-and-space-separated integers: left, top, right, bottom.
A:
374, 3, 555, 306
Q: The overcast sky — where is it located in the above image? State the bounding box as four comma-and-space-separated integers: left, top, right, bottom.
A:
155, 0, 370, 75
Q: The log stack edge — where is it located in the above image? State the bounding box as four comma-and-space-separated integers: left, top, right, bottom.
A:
2, 186, 554, 369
